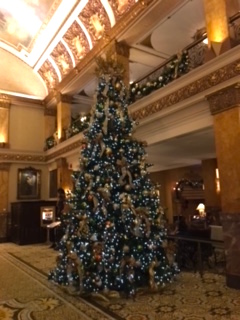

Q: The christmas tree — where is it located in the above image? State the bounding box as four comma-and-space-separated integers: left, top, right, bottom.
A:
49, 56, 179, 297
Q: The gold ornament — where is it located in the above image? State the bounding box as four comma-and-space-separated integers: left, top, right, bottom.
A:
115, 82, 122, 91
106, 147, 112, 156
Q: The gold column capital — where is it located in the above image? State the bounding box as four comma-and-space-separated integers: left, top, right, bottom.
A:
114, 41, 130, 58
44, 108, 56, 116
206, 83, 240, 115
54, 91, 73, 104
0, 94, 11, 109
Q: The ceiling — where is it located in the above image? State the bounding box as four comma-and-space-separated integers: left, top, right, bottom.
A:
0, 0, 218, 171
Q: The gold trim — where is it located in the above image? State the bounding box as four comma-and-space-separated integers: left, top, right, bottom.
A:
131, 59, 240, 120
0, 94, 11, 108
206, 83, 240, 115
46, 140, 84, 162
0, 153, 46, 162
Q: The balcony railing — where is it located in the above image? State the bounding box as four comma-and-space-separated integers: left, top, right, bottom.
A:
129, 12, 240, 103
44, 115, 90, 150
44, 13, 240, 151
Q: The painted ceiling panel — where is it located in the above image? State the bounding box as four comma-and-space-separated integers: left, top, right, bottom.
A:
0, 0, 142, 95
0, 0, 58, 51
79, 0, 112, 45
63, 20, 90, 62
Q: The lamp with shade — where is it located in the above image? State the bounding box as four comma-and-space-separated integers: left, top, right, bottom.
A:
196, 203, 206, 218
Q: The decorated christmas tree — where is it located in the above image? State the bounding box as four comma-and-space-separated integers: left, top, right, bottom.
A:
49, 55, 179, 297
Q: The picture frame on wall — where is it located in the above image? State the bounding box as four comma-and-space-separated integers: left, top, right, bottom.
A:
17, 167, 41, 200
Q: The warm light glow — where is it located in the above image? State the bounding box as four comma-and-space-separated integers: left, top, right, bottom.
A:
72, 35, 85, 58
203, 0, 229, 46
0, 134, 6, 143
196, 203, 205, 217
203, 38, 208, 45
0, 0, 42, 37
58, 128, 61, 140
216, 168, 220, 192
90, 14, 104, 39
117, 0, 129, 13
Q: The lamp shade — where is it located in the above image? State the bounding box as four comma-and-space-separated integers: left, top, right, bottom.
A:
196, 203, 205, 211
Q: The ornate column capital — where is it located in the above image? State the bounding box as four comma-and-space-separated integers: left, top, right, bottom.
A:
0, 94, 11, 109
55, 91, 73, 104
206, 83, 240, 115
44, 108, 56, 116
114, 41, 130, 58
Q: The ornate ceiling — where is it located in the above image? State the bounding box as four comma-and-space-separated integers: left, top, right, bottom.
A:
0, 0, 136, 95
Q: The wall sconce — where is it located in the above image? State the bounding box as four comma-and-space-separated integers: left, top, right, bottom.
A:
216, 168, 220, 192
196, 203, 206, 218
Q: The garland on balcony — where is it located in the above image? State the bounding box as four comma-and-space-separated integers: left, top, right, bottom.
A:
44, 51, 189, 150
44, 115, 90, 150
65, 114, 90, 139
173, 178, 204, 200
129, 51, 189, 103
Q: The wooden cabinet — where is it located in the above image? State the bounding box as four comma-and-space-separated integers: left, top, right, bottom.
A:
11, 201, 56, 245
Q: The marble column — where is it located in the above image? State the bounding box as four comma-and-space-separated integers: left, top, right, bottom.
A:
56, 93, 72, 142
207, 83, 240, 289
108, 41, 130, 87
56, 158, 73, 191
0, 163, 11, 242
203, 0, 236, 58
44, 108, 56, 141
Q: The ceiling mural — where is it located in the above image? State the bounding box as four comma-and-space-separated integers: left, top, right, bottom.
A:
0, 0, 137, 95
0, 0, 58, 50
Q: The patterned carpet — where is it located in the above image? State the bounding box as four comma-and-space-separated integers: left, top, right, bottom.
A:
0, 243, 240, 320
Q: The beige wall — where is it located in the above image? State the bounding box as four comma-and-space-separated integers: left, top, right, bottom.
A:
9, 105, 45, 151
8, 164, 49, 211
3, 104, 51, 211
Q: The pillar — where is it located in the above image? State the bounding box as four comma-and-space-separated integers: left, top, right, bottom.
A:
207, 83, 240, 289
56, 158, 73, 192
56, 93, 72, 142
202, 158, 221, 209
105, 41, 130, 88
0, 94, 11, 148
203, 0, 235, 57
0, 163, 11, 241
44, 108, 56, 142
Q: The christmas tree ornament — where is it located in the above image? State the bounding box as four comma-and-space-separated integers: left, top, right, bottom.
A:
49, 57, 179, 297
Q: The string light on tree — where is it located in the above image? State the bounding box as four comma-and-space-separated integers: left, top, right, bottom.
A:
49, 53, 179, 297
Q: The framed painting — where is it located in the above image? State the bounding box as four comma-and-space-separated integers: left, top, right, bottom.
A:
17, 167, 41, 200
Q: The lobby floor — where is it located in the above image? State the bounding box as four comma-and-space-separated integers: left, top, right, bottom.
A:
0, 242, 239, 320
